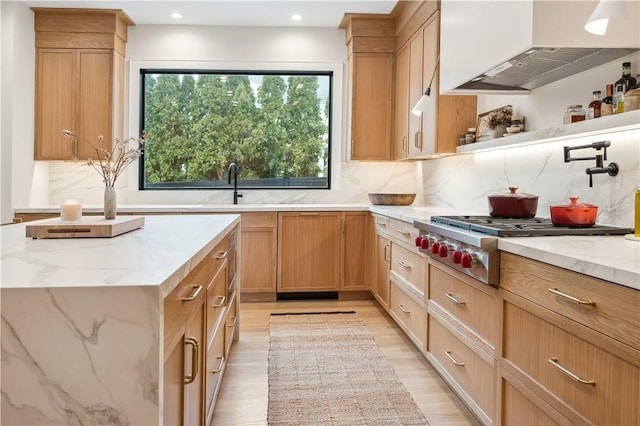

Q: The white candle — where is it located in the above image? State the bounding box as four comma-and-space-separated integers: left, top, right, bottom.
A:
60, 199, 82, 223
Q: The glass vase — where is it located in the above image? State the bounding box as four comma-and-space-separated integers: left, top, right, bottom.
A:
104, 186, 117, 220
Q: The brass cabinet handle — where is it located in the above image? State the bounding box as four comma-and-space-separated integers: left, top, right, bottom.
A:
227, 316, 238, 328
300, 212, 321, 216
384, 244, 390, 262
210, 356, 225, 374
444, 350, 465, 366
445, 293, 466, 305
184, 337, 199, 384
398, 261, 412, 269
396, 229, 411, 236
417, 132, 423, 149
402, 136, 408, 152
214, 250, 228, 259
213, 295, 226, 308
548, 287, 595, 306
548, 357, 595, 385
398, 304, 410, 314
181, 285, 203, 302
376, 222, 387, 227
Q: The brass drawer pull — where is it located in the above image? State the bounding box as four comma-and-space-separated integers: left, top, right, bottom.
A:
398, 304, 410, 314
444, 350, 464, 366
227, 316, 238, 327
210, 356, 225, 374
398, 261, 412, 269
184, 337, 199, 384
548, 287, 595, 306
213, 295, 226, 308
376, 222, 387, 227
402, 136, 408, 152
214, 250, 228, 259
548, 357, 595, 385
397, 229, 411, 236
384, 244, 390, 262
445, 293, 466, 305
181, 285, 203, 302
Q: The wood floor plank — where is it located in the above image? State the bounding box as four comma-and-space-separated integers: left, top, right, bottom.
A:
211, 299, 480, 425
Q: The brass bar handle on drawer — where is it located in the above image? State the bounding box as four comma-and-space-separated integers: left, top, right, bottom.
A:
548, 357, 595, 385
402, 136, 408, 152
398, 261, 412, 269
384, 244, 390, 262
184, 337, 199, 384
398, 304, 410, 314
396, 229, 411, 236
210, 356, 225, 374
445, 293, 466, 305
214, 250, 228, 259
445, 350, 465, 366
376, 222, 387, 227
227, 316, 238, 328
181, 285, 203, 302
213, 295, 226, 308
548, 287, 595, 306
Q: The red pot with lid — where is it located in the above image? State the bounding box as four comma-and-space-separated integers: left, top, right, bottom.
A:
549, 197, 598, 227
488, 186, 539, 218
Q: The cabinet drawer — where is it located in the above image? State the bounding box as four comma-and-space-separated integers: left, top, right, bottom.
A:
225, 293, 238, 357
502, 378, 569, 426
429, 263, 499, 351
372, 214, 390, 234
501, 252, 640, 351
389, 280, 426, 349
503, 302, 640, 426
206, 267, 227, 347
390, 242, 425, 295
389, 218, 419, 247
241, 212, 277, 228
205, 325, 226, 421
428, 316, 495, 421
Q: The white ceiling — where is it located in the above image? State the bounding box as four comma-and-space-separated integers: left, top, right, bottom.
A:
20, 0, 398, 27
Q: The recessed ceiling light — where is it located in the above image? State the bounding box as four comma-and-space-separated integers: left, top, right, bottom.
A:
291, 13, 303, 21
170, 12, 183, 19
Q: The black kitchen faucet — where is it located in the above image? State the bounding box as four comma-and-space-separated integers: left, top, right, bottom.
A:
228, 162, 243, 204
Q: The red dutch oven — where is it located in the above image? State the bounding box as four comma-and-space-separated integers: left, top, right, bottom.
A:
487, 187, 539, 218
550, 197, 597, 227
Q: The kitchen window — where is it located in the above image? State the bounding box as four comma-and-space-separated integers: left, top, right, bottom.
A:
139, 70, 332, 190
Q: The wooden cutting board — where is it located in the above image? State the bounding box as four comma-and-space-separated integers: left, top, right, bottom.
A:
26, 216, 145, 239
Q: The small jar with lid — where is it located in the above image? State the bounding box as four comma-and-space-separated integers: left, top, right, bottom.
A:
563, 105, 586, 124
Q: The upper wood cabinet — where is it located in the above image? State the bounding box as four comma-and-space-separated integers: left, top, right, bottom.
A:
32, 8, 133, 160
395, 8, 477, 158
340, 15, 395, 161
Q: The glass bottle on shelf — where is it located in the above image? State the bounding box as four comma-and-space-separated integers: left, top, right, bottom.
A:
588, 90, 602, 119
601, 84, 614, 116
614, 62, 637, 93
613, 84, 625, 113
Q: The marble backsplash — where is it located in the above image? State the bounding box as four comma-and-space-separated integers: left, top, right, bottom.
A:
45, 129, 638, 228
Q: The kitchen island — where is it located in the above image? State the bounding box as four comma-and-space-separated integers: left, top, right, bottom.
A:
1, 214, 240, 425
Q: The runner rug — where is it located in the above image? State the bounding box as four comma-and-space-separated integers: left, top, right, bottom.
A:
267, 312, 428, 425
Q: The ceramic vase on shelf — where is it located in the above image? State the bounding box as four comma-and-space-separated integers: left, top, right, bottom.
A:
491, 123, 508, 138
104, 186, 117, 220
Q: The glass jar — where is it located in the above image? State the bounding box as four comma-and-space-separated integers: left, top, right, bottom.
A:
563, 105, 586, 124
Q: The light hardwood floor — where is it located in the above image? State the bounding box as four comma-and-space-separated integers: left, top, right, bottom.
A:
211, 299, 480, 425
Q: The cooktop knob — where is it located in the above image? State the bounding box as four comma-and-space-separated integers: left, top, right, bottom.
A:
415, 236, 423, 247
452, 250, 463, 264
461, 253, 474, 268
420, 238, 429, 249
438, 245, 448, 257
431, 242, 441, 254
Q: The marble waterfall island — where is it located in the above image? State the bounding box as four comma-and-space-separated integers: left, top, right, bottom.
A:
1, 214, 240, 425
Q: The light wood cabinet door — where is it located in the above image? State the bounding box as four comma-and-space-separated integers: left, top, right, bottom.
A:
395, 45, 410, 160
342, 212, 368, 291
184, 300, 205, 426
277, 212, 342, 292
408, 31, 424, 158
373, 232, 391, 308
420, 12, 438, 154
350, 53, 393, 160
35, 48, 120, 160
240, 213, 277, 295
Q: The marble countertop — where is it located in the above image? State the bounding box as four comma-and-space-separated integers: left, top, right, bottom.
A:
14, 203, 370, 213
1, 214, 240, 296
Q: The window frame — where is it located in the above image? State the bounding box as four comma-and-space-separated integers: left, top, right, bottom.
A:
127, 60, 344, 193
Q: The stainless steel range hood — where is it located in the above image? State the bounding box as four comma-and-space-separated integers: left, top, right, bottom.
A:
439, 0, 640, 94
458, 46, 639, 92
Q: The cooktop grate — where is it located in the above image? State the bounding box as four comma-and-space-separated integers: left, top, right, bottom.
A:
430, 216, 633, 237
